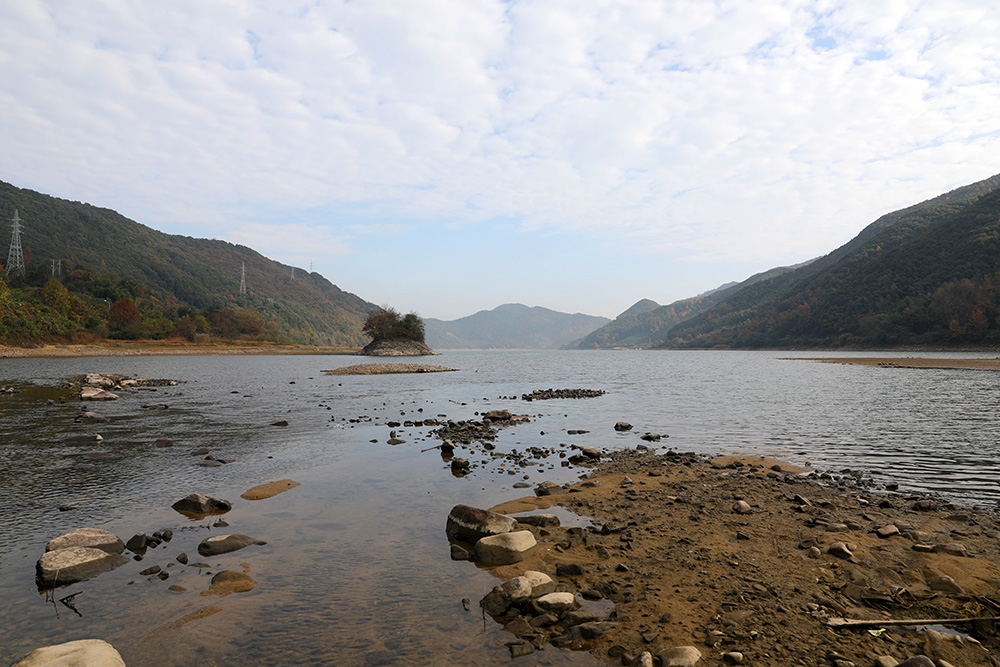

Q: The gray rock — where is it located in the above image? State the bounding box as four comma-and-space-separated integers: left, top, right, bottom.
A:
475, 530, 536, 566
36, 547, 129, 587
911, 499, 939, 511
660, 646, 703, 666
614, 421, 633, 431
933, 542, 968, 557
10, 639, 126, 667
873, 657, 900, 667
876, 524, 900, 538
449, 544, 471, 560
45, 528, 124, 555
896, 657, 933, 667
125, 533, 148, 553
532, 591, 578, 613
80, 387, 119, 401
534, 480, 565, 496
631, 653, 654, 667
577, 621, 617, 639
197, 534, 266, 557
446, 504, 517, 543
171, 493, 232, 516
732, 500, 752, 515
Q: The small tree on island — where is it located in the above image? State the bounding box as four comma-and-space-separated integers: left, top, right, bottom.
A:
363, 307, 426, 344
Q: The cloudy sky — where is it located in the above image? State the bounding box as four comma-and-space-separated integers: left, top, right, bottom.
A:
1, 1, 998, 320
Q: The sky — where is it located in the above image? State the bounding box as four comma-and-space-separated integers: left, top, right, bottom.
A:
1, 1, 999, 321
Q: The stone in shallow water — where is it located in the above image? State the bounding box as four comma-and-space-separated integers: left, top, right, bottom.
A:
201, 570, 256, 596
171, 493, 232, 517
36, 547, 129, 587
197, 534, 266, 557
45, 528, 124, 555
475, 530, 536, 566
445, 504, 517, 543
10, 639, 125, 667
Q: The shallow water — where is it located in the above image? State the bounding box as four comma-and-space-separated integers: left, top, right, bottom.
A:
1, 350, 999, 665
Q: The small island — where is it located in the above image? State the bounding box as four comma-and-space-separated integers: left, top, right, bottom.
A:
360, 307, 436, 356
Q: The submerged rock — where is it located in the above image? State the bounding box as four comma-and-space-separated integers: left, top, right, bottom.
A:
80, 387, 119, 401
197, 534, 267, 557
201, 570, 257, 596
10, 639, 126, 667
171, 493, 232, 517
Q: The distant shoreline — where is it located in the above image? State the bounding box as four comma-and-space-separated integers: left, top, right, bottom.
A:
0, 341, 361, 358
795, 356, 1000, 370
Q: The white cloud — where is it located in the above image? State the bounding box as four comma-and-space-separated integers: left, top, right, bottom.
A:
1, 0, 999, 317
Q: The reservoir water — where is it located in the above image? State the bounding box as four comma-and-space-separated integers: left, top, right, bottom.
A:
1, 350, 999, 665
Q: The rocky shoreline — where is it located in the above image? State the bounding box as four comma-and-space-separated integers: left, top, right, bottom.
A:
449, 448, 1000, 667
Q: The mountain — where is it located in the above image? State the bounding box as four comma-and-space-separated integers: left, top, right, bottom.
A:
424, 304, 610, 349
0, 180, 377, 345
663, 173, 1000, 348
574, 265, 805, 349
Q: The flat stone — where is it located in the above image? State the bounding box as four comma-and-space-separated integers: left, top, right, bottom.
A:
876, 524, 900, 538
514, 513, 560, 527
934, 542, 968, 557
828, 542, 854, 560
197, 534, 266, 557
36, 547, 129, 586
80, 387, 119, 400
10, 639, 126, 667
240, 479, 301, 500
928, 575, 965, 595
45, 528, 124, 555
201, 570, 256, 596
660, 646, 703, 666
533, 591, 579, 613
446, 504, 517, 543
475, 530, 536, 566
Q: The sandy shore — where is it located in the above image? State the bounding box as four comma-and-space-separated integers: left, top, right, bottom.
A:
481, 448, 1000, 666
796, 357, 1000, 371
0, 341, 360, 358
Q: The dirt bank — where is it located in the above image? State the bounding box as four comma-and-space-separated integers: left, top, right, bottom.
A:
482, 448, 1000, 666
0, 341, 359, 358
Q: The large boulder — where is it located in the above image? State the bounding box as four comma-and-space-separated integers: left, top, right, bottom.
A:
36, 547, 128, 587
45, 528, 125, 555
10, 639, 125, 667
480, 571, 555, 616
475, 530, 536, 566
446, 504, 517, 543
171, 493, 232, 517
197, 534, 267, 557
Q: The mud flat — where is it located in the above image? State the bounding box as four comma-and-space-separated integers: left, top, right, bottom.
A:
322, 363, 457, 375
472, 448, 1000, 666
797, 357, 1000, 371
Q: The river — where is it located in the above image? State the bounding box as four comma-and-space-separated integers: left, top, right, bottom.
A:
1, 350, 998, 665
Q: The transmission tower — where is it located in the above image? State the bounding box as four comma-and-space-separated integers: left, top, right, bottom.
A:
51, 259, 62, 277
239, 262, 247, 295
6, 209, 25, 277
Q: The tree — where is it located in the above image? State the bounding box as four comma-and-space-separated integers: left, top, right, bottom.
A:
108, 298, 142, 339
362, 307, 425, 343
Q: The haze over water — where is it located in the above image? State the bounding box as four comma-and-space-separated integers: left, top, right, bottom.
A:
1, 350, 997, 665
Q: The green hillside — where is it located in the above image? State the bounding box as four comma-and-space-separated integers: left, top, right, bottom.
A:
0, 180, 377, 345
663, 173, 1000, 348
575, 267, 801, 349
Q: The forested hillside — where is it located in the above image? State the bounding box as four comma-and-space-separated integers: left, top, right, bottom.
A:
0, 180, 377, 345
664, 173, 1000, 348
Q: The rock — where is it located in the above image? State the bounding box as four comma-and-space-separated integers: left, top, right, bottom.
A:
481, 575, 536, 616
928, 575, 965, 594
450, 457, 470, 473
614, 421, 633, 431
896, 657, 933, 667
876, 524, 900, 538
125, 533, 148, 553
10, 639, 126, 667
64, 434, 103, 444
723, 652, 744, 665
154, 438, 173, 447
522, 570, 556, 597
449, 544, 471, 560
197, 534, 267, 557
45, 528, 125, 555
240, 479, 301, 500
201, 570, 256, 596
446, 504, 517, 543
534, 480, 564, 496
828, 542, 854, 560
270, 420, 289, 427
873, 657, 900, 667
533, 591, 579, 613
732, 500, 752, 515
514, 513, 560, 527
80, 387, 119, 400
577, 621, 617, 639
475, 530, 537, 566
74, 411, 108, 424
507, 641, 535, 658
140, 403, 169, 410
483, 409, 513, 422
171, 493, 232, 516
631, 653, 654, 667
176, 553, 188, 564
911, 499, 939, 512
660, 646, 703, 666
36, 547, 129, 586
640, 433, 662, 441
139, 565, 161, 576
933, 542, 968, 557
581, 446, 602, 459
556, 563, 585, 576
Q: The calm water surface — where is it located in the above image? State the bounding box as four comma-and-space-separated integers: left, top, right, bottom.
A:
1, 350, 999, 665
